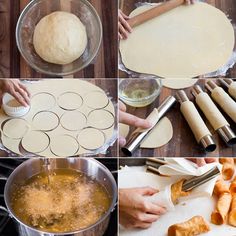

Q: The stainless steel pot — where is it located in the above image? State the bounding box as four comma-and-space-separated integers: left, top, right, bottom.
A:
0, 158, 117, 236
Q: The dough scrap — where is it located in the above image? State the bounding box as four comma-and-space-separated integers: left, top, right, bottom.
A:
140, 117, 173, 148
162, 79, 198, 89
60, 111, 87, 131
87, 109, 114, 130
120, 2, 234, 78
21, 131, 50, 153
32, 111, 59, 131
84, 91, 109, 109
77, 128, 105, 150
57, 92, 83, 110
50, 135, 79, 157
3, 118, 29, 139
119, 123, 130, 138
33, 11, 87, 65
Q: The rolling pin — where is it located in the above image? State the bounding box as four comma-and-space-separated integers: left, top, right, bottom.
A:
192, 85, 236, 145
176, 90, 216, 152
128, 0, 185, 28
122, 96, 176, 156
219, 79, 236, 100
206, 80, 236, 123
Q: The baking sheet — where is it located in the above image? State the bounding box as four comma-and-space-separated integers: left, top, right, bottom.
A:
119, 1, 236, 78
118, 166, 236, 236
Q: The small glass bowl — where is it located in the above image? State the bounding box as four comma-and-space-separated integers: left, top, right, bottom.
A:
119, 78, 162, 107
16, 0, 102, 76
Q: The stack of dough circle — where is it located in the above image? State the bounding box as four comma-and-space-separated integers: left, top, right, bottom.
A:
77, 128, 105, 150
0, 79, 115, 157
60, 111, 87, 131
3, 118, 29, 139
87, 109, 114, 129
32, 111, 59, 131
50, 135, 79, 157
58, 92, 83, 110
21, 131, 50, 153
120, 2, 235, 78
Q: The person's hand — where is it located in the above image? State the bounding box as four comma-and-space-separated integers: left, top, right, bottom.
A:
119, 10, 132, 40
119, 187, 167, 229
188, 158, 218, 167
0, 79, 30, 107
185, 0, 194, 4
119, 101, 152, 146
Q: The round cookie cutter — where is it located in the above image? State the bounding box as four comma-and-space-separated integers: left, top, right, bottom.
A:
2, 93, 30, 117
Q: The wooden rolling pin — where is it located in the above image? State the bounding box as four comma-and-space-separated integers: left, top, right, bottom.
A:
128, 0, 185, 28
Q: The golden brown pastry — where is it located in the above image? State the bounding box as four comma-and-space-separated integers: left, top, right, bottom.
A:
171, 179, 189, 204
229, 194, 236, 227
219, 158, 235, 180
230, 176, 236, 194
211, 179, 232, 225
168, 216, 210, 236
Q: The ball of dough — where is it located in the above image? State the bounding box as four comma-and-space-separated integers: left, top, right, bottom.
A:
33, 11, 87, 65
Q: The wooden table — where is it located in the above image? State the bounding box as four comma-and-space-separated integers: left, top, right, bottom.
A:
0, 0, 118, 78
0, 78, 118, 157
119, 79, 236, 157
119, 0, 236, 78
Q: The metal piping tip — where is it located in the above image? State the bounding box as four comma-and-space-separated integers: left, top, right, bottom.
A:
217, 125, 236, 146
200, 134, 216, 152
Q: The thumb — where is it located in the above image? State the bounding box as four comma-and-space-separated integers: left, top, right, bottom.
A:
136, 187, 159, 196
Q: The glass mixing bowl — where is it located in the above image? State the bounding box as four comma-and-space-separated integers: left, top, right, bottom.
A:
16, 0, 102, 76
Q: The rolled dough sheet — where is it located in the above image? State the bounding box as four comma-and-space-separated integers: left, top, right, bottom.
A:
140, 117, 173, 148
0, 79, 116, 157
119, 123, 130, 138
162, 79, 198, 89
120, 2, 235, 78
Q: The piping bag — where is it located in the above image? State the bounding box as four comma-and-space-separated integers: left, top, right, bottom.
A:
206, 80, 236, 123
122, 96, 176, 156
176, 90, 216, 152
128, 0, 185, 28
192, 85, 236, 145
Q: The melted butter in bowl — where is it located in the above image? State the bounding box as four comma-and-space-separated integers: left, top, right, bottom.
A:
10, 169, 111, 233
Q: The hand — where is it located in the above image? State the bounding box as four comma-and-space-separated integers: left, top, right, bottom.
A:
0, 79, 30, 107
119, 101, 152, 146
119, 10, 132, 40
188, 158, 218, 167
119, 187, 167, 229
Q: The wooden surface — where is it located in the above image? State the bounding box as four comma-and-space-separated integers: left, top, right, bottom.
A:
0, 78, 118, 157
119, 79, 236, 157
0, 0, 118, 78
119, 0, 236, 78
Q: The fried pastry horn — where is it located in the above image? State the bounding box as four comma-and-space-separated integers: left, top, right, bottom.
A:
171, 179, 189, 204
219, 158, 235, 181
168, 216, 210, 236
211, 179, 232, 225
229, 194, 236, 227
230, 176, 236, 194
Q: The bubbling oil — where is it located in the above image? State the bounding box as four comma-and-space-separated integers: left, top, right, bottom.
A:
10, 169, 111, 233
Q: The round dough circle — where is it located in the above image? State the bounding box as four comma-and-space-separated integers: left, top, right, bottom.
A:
84, 91, 109, 109
50, 135, 79, 157
77, 128, 105, 150
3, 118, 29, 139
87, 109, 114, 129
60, 111, 87, 131
21, 131, 50, 153
31, 93, 56, 112
33, 11, 87, 65
140, 117, 173, 148
120, 2, 235, 78
57, 92, 83, 110
32, 111, 59, 131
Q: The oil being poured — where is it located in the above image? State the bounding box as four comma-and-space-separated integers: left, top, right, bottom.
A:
11, 167, 111, 233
